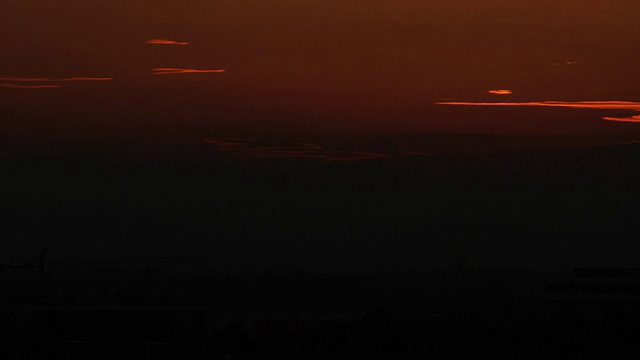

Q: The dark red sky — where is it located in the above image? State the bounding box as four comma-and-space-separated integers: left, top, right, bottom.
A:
2, 0, 640, 142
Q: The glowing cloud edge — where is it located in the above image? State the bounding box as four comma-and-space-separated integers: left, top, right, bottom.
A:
435, 100, 640, 122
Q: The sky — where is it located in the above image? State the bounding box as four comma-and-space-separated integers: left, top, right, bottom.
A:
2, 0, 640, 145
3, 1, 640, 269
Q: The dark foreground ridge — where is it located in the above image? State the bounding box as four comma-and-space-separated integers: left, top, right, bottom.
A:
2, 138, 640, 358
1, 264, 640, 359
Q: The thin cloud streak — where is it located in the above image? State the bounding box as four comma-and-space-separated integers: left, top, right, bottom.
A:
153, 68, 226, 75
604, 115, 640, 123
436, 100, 640, 123
488, 90, 513, 95
436, 101, 640, 111
0, 77, 113, 82
0, 83, 60, 89
146, 39, 189, 46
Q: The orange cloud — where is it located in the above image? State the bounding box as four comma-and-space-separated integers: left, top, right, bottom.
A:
0, 77, 113, 82
488, 89, 513, 95
0, 83, 60, 89
436, 100, 640, 123
146, 39, 189, 46
603, 115, 640, 123
436, 101, 640, 111
153, 68, 226, 75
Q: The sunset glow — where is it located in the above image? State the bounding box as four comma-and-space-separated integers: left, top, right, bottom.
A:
2, 1, 640, 139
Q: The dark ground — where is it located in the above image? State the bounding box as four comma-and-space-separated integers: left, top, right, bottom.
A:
2, 135, 640, 358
